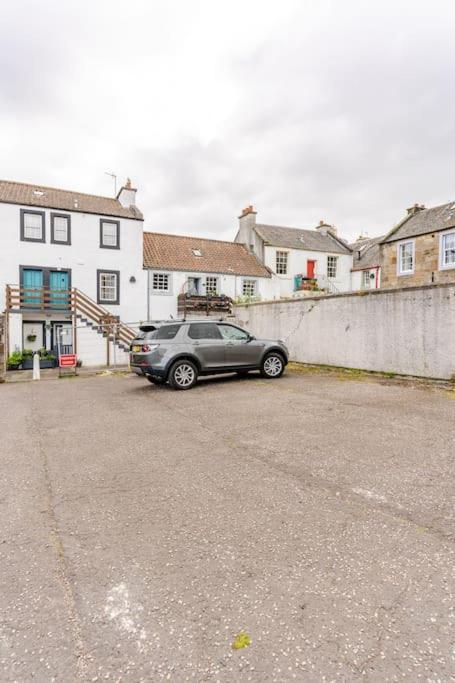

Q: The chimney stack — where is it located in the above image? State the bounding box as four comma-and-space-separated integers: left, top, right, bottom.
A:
117, 178, 137, 208
406, 203, 425, 216
316, 220, 337, 236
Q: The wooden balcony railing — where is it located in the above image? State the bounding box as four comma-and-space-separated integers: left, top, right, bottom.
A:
5, 285, 136, 349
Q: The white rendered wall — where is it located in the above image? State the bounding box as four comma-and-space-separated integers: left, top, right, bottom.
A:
264, 246, 353, 295
0, 201, 147, 324
147, 270, 279, 321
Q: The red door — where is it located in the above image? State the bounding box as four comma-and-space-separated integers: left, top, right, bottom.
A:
307, 260, 316, 278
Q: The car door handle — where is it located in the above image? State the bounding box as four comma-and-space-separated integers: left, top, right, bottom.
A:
226, 342, 234, 346
193, 341, 200, 345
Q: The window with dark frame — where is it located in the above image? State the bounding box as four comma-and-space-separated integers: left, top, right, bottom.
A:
97, 270, 120, 304
100, 220, 120, 249
20, 209, 45, 242
51, 213, 71, 245
276, 251, 288, 275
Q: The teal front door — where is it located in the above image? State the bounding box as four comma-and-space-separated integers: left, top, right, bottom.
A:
22, 269, 43, 306
49, 271, 69, 308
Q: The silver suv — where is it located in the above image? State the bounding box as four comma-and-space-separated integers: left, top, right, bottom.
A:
130, 319, 289, 390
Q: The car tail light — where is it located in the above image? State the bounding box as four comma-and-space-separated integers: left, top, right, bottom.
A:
142, 344, 159, 352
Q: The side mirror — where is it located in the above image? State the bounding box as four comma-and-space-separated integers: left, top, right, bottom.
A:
248, 334, 256, 342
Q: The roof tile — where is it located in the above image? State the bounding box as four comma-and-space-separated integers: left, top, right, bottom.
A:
143, 232, 271, 277
0, 179, 143, 220
254, 224, 351, 254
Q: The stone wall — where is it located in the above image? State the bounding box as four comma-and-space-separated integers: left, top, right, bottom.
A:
380, 234, 455, 288
234, 283, 455, 380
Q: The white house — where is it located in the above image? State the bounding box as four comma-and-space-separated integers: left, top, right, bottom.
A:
350, 235, 383, 290
0, 178, 147, 366
143, 231, 276, 320
234, 206, 353, 295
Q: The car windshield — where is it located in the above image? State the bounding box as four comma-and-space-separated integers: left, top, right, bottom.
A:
137, 324, 181, 341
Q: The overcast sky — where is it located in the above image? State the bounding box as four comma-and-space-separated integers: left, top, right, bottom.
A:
1, 0, 455, 241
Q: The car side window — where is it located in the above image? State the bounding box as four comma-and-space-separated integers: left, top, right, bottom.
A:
154, 324, 181, 340
188, 323, 222, 340
218, 325, 249, 341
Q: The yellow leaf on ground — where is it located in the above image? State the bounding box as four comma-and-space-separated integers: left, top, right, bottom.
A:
232, 631, 251, 650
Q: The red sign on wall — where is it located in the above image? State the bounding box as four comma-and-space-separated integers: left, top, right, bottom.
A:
59, 354, 77, 367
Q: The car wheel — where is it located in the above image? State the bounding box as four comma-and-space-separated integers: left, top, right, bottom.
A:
146, 375, 166, 385
260, 352, 285, 379
168, 359, 198, 390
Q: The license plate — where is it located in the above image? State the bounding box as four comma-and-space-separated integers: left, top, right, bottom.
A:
132, 345, 142, 352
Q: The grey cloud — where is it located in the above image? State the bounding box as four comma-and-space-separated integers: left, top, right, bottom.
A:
1, 0, 455, 242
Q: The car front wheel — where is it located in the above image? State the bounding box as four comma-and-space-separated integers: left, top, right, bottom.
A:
168, 359, 198, 390
260, 352, 285, 379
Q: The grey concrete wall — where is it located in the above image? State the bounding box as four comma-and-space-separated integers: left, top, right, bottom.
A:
234, 283, 455, 379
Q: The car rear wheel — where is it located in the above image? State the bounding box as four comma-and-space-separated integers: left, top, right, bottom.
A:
146, 375, 166, 385
260, 352, 285, 379
168, 359, 198, 390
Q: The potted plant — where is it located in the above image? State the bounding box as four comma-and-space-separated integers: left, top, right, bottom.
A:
39, 349, 56, 369
21, 348, 34, 370
7, 351, 22, 370
27, 333, 37, 342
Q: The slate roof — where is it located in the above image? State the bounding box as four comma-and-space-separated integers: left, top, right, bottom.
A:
382, 201, 455, 243
350, 236, 384, 271
254, 223, 352, 254
0, 179, 143, 220
143, 232, 271, 277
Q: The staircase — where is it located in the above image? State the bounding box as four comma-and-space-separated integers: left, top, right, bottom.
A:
73, 289, 136, 366
5, 285, 137, 367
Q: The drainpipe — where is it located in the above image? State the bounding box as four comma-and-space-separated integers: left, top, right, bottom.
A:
374, 266, 380, 289
147, 270, 150, 321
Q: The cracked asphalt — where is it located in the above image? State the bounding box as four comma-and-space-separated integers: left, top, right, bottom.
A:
0, 370, 454, 681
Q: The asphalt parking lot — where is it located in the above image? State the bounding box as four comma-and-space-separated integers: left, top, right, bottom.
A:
1, 369, 454, 681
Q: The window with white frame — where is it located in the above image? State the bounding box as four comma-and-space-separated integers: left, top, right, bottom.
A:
276, 251, 288, 274
327, 255, 338, 278
152, 272, 171, 293
440, 231, 455, 269
242, 279, 257, 296
97, 270, 119, 304
51, 213, 70, 244
100, 220, 120, 249
361, 270, 371, 289
205, 276, 218, 295
397, 241, 414, 275
21, 210, 45, 242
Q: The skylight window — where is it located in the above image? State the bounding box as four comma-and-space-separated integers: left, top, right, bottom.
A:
192, 249, 202, 256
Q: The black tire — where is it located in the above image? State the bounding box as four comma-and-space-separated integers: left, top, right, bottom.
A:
146, 375, 166, 385
260, 352, 285, 379
168, 359, 198, 390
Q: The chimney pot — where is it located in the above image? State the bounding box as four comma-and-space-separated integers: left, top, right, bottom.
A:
239, 204, 257, 219
407, 203, 425, 216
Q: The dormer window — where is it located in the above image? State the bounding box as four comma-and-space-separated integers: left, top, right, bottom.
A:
192, 249, 202, 257
100, 219, 120, 249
